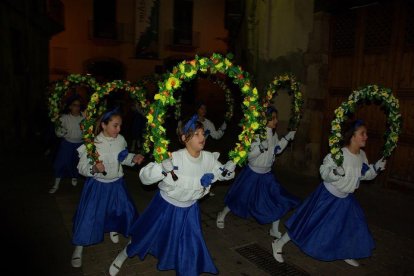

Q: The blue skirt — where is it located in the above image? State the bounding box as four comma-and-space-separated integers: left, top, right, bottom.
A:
53, 139, 82, 178
285, 183, 375, 261
126, 192, 218, 276
72, 177, 138, 246
225, 166, 300, 224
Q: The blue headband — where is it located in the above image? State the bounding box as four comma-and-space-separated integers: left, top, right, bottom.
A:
183, 114, 199, 133
266, 106, 277, 115
353, 119, 364, 130
102, 107, 120, 122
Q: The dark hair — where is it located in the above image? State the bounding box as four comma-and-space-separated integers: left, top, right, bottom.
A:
265, 106, 278, 122
342, 119, 366, 146
63, 94, 83, 114
177, 117, 204, 145
95, 108, 122, 136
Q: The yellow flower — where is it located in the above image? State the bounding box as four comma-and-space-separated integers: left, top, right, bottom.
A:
242, 84, 250, 93
185, 69, 196, 77
224, 58, 232, 67
199, 58, 206, 66
234, 156, 240, 164
252, 88, 258, 95
251, 122, 259, 130
166, 77, 180, 90
252, 110, 259, 117
335, 107, 344, 118
179, 64, 185, 73
330, 147, 339, 155
91, 93, 99, 102
156, 147, 166, 154
239, 150, 247, 158
215, 62, 223, 69
243, 100, 250, 107
146, 113, 153, 123
154, 93, 167, 104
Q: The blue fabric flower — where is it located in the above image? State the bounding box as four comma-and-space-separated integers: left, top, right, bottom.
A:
274, 145, 281, 154
200, 173, 214, 187
183, 114, 199, 133
361, 163, 370, 176
118, 149, 129, 162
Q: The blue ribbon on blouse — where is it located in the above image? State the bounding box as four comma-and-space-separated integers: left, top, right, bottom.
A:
361, 162, 370, 176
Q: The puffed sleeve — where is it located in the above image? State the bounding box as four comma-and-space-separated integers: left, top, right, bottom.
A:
360, 151, 378, 181
248, 137, 263, 159
139, 162, 165, 185
319, 154, 341, 182
55, 116, 68, 137
212, 152, 235, 181
274, 133, 289, 155
205, 119, 224, 140
77, 144, 94, 177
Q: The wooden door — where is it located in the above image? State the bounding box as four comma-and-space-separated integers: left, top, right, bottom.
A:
324, 0, 414, 191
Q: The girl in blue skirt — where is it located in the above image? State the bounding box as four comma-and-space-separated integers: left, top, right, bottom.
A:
109, 115, 236, 276
49, 96, 84, 194
272, 119, 386, 267
71, 108, 144, 268
216, 107, 300, 238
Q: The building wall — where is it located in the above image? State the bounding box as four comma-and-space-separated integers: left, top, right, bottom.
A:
242, 0, 327, 176
49, 0, 228, 82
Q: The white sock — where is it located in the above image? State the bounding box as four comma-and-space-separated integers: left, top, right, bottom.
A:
109, 247, 128, 276
49, 178, 61, 193
110, 232, 119, 243
344, 259, 359, 267
220, 206, 230, 218
216, 206, 230, 229
272, 233, 290, 263
270, 220, 282, 238
71, 246, 83, 268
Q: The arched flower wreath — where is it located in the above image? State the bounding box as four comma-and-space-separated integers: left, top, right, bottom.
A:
173, 77, 234, 122
80, 80, 148, 164
329, 84, 402, 166
144, 53, 264, 166
263, 73, 304, 131
48, 74, 99, 130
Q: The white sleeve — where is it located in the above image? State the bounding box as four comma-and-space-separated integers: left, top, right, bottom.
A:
360, 152, 378, 181
77, 145, 94, 177
274, 136, 289, 155
119, 138, 135, 166
212, 156, 235, 181
319, 154, 340, 182
205, 119, 224, 140
55, 116, 68, 137
248, 138, 262, 159
139, 162, 165, 185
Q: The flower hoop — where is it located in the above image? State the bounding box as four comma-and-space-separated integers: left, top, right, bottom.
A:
173, 77, 234, 122
329, 84, 402, 166
263, 73, 304, 130
81, 80, 148, 164
144, 53, 264, 166
48, 74, 99, 130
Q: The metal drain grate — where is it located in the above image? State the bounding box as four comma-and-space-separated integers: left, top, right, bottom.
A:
234, 243, 309, 276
